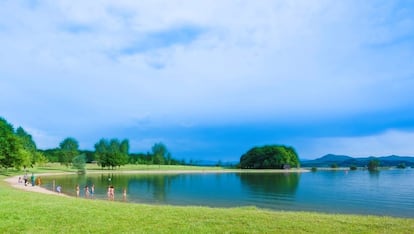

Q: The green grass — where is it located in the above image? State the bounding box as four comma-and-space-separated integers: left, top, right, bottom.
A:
1, 167, 414, 233
0, 164, 227, 177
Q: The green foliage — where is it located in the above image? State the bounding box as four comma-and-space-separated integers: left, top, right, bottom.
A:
396, 163, 406, 169
0, 117, 21, 170
94, 138, 129, 169
15, 127, 37, 167
331, 163, 338, 169
72, 154, 86, 173
311, 167, 318, 172
79, 150, 95, 163
367, 159, 380, 171
240, 145, 300, 169
350, 165, 358, 170
59, 137, 79, 167
152, 142, 167, 165
40, 148, 60, 163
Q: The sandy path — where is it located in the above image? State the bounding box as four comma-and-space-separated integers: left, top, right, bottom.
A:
4, 173, 73, 197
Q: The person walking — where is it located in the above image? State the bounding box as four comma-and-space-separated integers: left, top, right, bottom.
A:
23, 173, 28, 186
31, 173, 35, 186
122, 188, 127, 202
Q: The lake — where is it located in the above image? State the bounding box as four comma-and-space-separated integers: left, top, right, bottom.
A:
41, 168, 414, 218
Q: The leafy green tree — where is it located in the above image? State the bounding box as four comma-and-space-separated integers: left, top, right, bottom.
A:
118, 139, 129, 166
40, 148, 60, 163
152, 142, 169, 166
0, 117, 21, 170
396, 163, 406, 169
33, 151, 48, 166
59, 137, 79, 167
240, 145, 300, 169
95, 138, 110, 168
94, 138, 129, 169
15, 127, 37, 168
367, 159, 380, 171
72, 154, 86, 174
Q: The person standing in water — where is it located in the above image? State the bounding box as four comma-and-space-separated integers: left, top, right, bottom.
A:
122, 188, 127, 202
84, 185, 90, 198
76, 184, 80, 197
90, 184, 95, 198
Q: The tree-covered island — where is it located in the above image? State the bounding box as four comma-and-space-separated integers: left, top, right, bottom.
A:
240, 145, 300, 169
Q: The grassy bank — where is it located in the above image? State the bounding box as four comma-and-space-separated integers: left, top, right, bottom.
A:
1, 167, 414, 233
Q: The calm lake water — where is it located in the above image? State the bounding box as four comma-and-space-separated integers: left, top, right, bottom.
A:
41, 169, 414, 218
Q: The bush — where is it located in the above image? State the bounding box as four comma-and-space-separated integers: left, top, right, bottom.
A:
350, 165, 357, 170
367, 159, 380, 171
396, 163, 406, 169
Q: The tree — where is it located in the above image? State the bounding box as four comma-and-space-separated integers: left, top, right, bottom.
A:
396, 163, 406, 169
72, 154, 86, 174
94, 138, 129, 169
151, 142, 169, 166
59, 137, 79, 167
240, 145, 300, 169
367, 159, 380, 171
0, 117, 21, 170
95, 138, 109, 168
15, 127, 37, 168
118, 139, 129, 166
350, 165, 357, 170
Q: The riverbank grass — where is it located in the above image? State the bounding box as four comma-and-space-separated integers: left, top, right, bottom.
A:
1, 174, 414, 233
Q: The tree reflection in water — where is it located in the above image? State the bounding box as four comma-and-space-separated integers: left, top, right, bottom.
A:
237, 172, 301, 195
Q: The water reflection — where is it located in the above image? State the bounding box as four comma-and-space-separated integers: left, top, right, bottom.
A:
238, 172, 300, 194
368, 170, 380, 179
39, 170, 414, 217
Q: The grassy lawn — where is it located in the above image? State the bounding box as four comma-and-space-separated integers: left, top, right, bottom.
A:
1, 166, 414, 233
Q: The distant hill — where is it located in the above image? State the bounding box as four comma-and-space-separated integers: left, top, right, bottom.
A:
301, 154, 414, 167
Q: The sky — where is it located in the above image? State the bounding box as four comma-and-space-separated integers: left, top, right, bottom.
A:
1, 0, 414, 162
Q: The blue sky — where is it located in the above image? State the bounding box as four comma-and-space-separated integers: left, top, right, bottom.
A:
1, 0, 414, 161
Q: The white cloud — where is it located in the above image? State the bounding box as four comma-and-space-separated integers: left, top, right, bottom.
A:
301, 129, 414, 158
1, 1, 413, 157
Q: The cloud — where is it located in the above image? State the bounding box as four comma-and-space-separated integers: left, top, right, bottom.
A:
1, 1, 414, 159
120, 24, 205, 55
301, 129, 414, 158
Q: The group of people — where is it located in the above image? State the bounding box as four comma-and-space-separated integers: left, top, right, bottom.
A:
107, 185, 127, 201
18, 173, 127, 202
18, 173, 41, 187
75, 184, 95, 198
74, 184, 127, 201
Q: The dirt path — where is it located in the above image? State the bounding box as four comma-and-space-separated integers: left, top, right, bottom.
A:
4, 173, 72, 197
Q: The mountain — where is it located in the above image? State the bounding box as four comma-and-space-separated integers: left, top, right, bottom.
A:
301, 154, 414, 167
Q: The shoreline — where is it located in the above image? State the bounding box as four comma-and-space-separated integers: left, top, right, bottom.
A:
4, 173, 73, 197
4, 169, 308, 197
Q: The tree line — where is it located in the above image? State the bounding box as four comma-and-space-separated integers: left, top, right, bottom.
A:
0, 117, 183, 170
